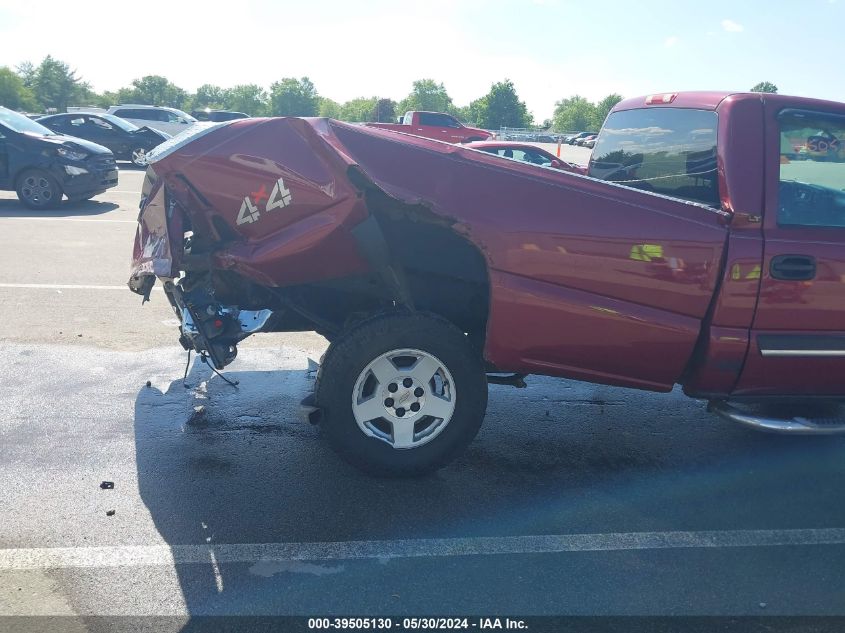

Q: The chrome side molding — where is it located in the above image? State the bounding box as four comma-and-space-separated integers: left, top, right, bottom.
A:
709, 400, 845, 435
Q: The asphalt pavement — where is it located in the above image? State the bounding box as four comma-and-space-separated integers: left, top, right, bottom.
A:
1, 155, 845, 631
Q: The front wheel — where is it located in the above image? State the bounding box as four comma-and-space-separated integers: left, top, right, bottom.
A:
315, 312, 488, 476
130, 147, 148, 167
16, 169, 61, 209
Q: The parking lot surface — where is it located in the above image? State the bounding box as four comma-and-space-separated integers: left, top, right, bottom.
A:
2, 156, 845, 627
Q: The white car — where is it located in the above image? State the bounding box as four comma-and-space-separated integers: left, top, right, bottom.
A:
106, 105, 197, 137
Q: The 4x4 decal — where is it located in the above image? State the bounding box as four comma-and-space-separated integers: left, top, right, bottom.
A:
236, 177, 293, 226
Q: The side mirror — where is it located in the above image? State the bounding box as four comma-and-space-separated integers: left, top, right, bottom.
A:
551, 159, 562, 168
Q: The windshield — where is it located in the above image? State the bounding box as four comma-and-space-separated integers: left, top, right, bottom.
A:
0, 107, 56, 135
100, 113, 139, 132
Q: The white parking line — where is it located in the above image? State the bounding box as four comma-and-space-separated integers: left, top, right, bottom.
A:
2, 528, 844, 570
0, 217, 136, 224
0, 283, 161, 291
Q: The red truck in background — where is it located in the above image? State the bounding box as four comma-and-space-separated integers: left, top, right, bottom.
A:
130, 91, 845, 476
365, 110, 493, 143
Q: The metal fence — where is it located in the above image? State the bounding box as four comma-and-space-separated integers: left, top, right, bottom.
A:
496, 126, 579, 142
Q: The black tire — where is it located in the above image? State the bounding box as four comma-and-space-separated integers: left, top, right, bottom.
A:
16, 169, 62, 209
315, 311, 488, 477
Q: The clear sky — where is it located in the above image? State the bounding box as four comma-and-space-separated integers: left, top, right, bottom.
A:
1, 0, 842, 120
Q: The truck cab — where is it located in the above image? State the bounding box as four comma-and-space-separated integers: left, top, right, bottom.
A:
366, 111, 492, 143
588, 92, 845, 401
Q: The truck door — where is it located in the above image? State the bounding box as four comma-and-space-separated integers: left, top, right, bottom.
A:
416, 112, 453, 142
735, 103, 845, 396
85, 116, 124, 154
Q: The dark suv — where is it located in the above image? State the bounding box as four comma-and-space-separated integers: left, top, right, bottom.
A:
0, 106, 118, 209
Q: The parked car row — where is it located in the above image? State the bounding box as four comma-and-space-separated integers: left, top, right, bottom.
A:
37, 113, 169, 167
496, 132, 564, 143
0, 106, 118, 208
0, 103, 251, 209
564, 131, 597, 145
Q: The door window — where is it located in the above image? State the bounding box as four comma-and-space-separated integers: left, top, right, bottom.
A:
116, 109, 155, 121
521, 149, 553, 166
418, 112, 460, 127
778, 109, 845, 228
89, 117, 113, 130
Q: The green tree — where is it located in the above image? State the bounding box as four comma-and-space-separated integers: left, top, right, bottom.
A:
193, 84, 226, 110
374, 98, 397, 123
319, 97, 341, 118
467, 97, 486, 127
223, 84, 268, 116
552, 95, 596, 132
16, 61, 36, 88
28, 56, 91, 111
397, 79, 453, 114
0, 66, 37, 111
470, 79, 532, 129
269, 77, 319, 116
591, 93, 624, 130
96, 90, 120, 108
123, 75, 188, 108
750, 81, 778, 94
339, 97, 377, 122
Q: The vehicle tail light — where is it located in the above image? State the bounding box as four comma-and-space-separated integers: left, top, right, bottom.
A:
645, 93, 678, 105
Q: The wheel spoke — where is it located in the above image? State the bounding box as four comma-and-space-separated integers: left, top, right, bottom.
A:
424, 395, 454, 421
368, 356, 396, 387
391, 419, 416, 448
351, 346, 459, 453
353, 396, 384, 423
410, 355, 440, 385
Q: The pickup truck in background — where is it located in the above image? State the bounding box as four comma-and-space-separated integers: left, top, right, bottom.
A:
130, 91, 845, 476
365, 110, 493, 143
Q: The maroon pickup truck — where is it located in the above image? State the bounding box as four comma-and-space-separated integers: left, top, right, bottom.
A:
130, 91, 845, 476
365, 110, 492, 143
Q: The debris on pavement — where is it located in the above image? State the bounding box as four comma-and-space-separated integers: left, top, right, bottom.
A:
187, 405, 209, 427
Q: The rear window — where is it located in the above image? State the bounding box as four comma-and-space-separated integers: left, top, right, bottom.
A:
589, 108, 720, 208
